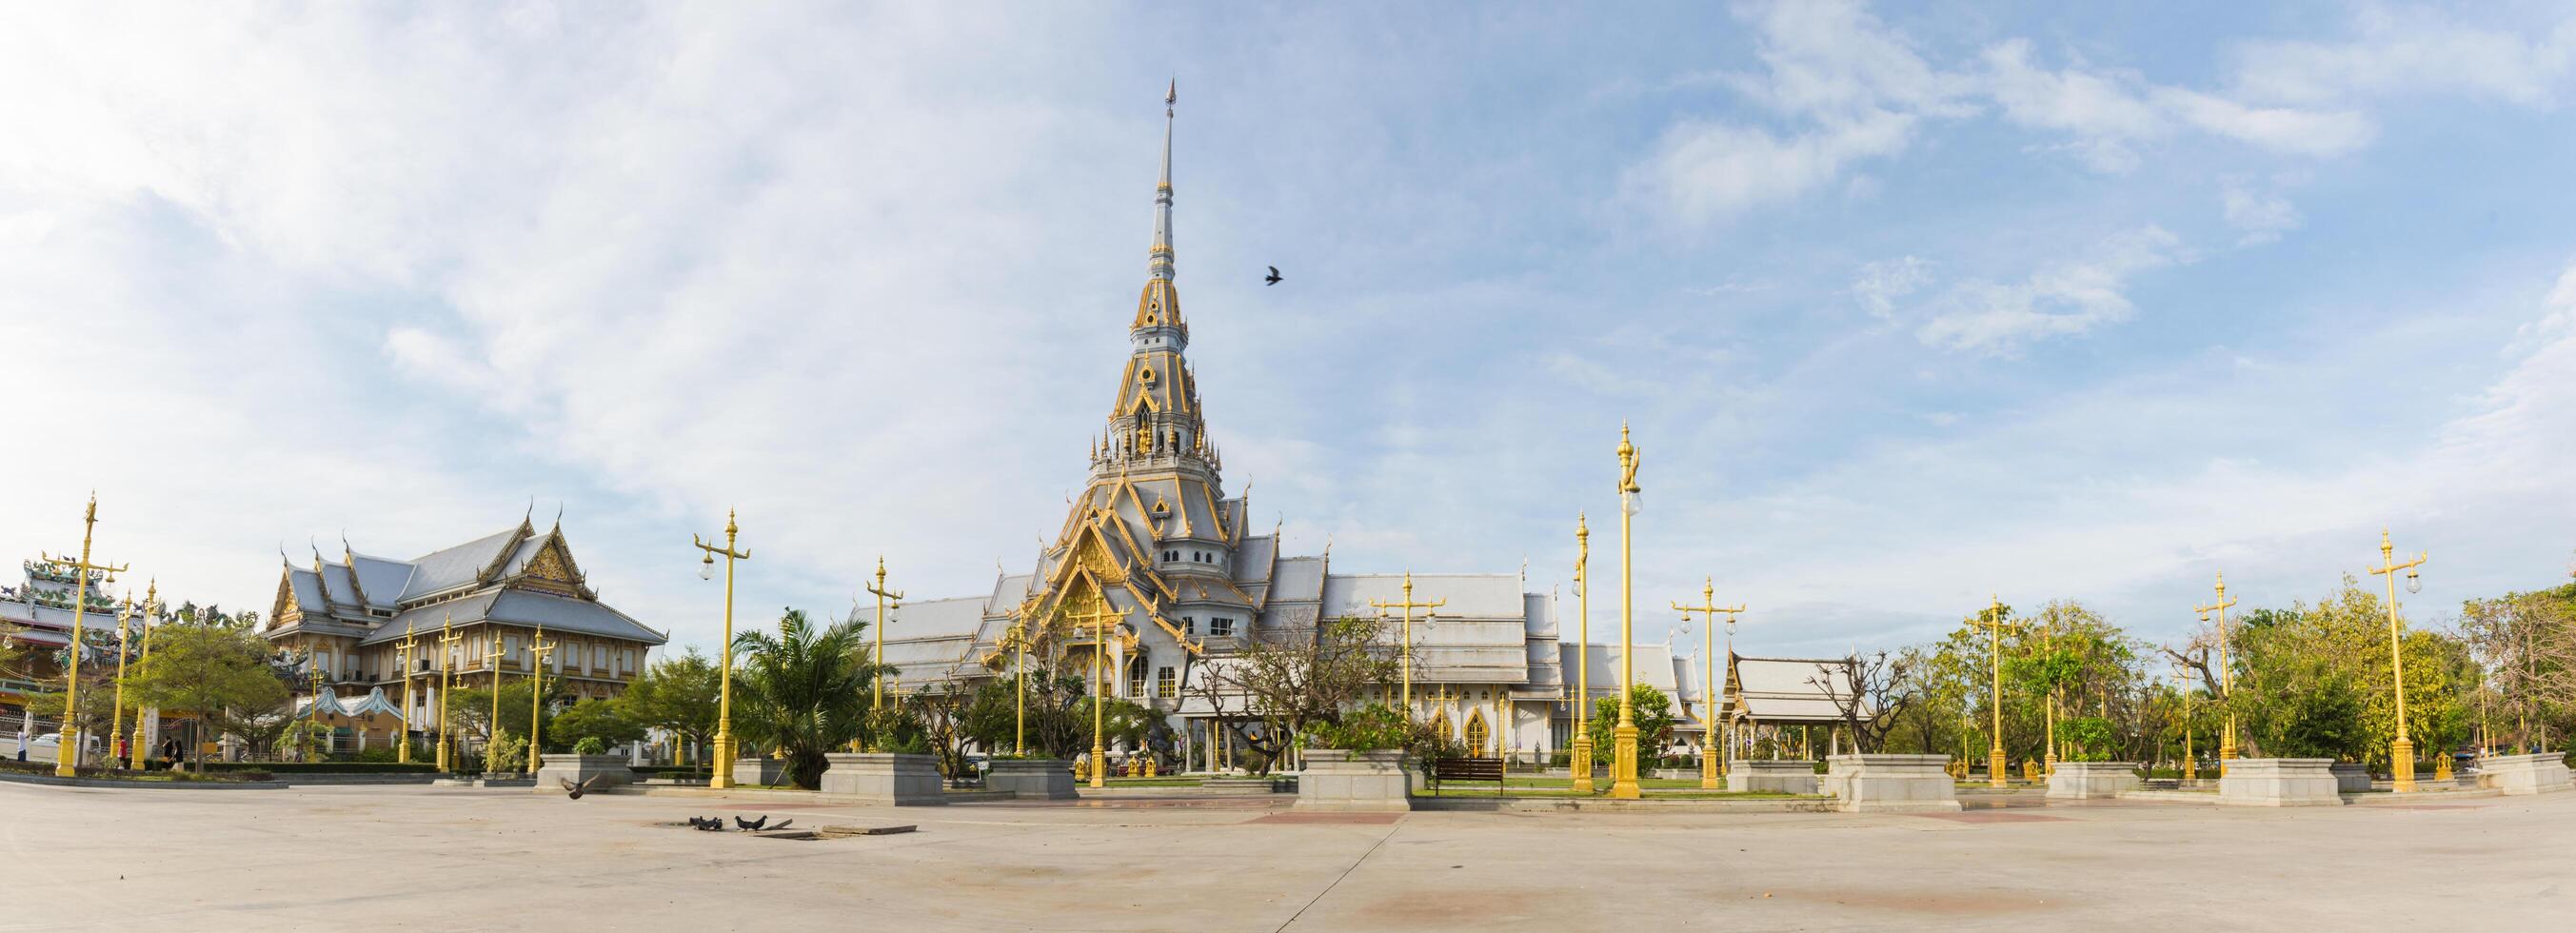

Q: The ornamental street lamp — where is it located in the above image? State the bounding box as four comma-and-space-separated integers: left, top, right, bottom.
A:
1063, 595, 1125, 788
41, 494, 129, 777
109, 596, 134, 769
2192, 572, 2242, 775
128, 583, 160, 771
1571, 514, 1594, 794
867, 557, 904, 722
487, 628, 507, 774
1369, 572, 1446, 713
527, 625, 554, 776
1972, 595, 2011, 788
394, 622, 420, 764
2367, 528, 2428, 792
691, 510, 752, 789
1673, 578, 1744, 791
1610, 424, 1644, 800
436, 614, 463, 772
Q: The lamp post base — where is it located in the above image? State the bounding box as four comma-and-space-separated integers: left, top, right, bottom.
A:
1570, 735, 1595, 794
53, 727, 80, 777
1987, 745, 2007, 788
2219, 735, 2235, 778
1090, 743, 1107, 789
1700, 748, 1719, 790
2390, 737, 2416, 793
1609, 725, 1640, 800
708, 733, 737, 789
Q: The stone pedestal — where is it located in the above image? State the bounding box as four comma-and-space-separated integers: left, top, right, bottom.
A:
1726, 759, 1819, 795
732, 756, 786, 787
533, 754, 635, 793
984, 758, 1076, 800
1295, 749, 1411, 813
2045, 762, 2140, 800
818, 752, 945, 804
2473, 753, 2572, 796
2328, 762, 2371, 793
2219, 758, 2341, 806
1826, 754, 1961, 812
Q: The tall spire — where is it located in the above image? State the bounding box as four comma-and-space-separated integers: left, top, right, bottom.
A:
1149, 78, 1177, 283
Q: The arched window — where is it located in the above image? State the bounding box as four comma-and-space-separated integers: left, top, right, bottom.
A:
1464, 710, 1490, 759
1427, 709, 1451, 744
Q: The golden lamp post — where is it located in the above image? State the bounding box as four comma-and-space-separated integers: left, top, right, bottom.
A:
2367, 528, 2428, 792
1973, 595, 2011, 788
1571, 513, 1594, 794
1369, 571, 1446, 713
1065, 595, 1124, 789
109, 595, 134, 769
304, 656, 325, 762
692, 510, 752, 789
867, 556, 904, 721
394, 623, 420, 764
436, 613, 463, 772
2192, 572, 2241, 773
42, 494, 129, 777
1673, 578, 1743, 791
2041, 611, 2056, 771
1609, 424, 1644, 800
526, 625, 554, 776
128, 584, 160, 770
1005, 609, 1037, 756
487, 628, 505, 773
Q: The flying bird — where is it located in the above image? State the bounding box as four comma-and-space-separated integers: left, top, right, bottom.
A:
561, 775, 603, 800
1263, 266, 1281, 286
734, 815, 768, 831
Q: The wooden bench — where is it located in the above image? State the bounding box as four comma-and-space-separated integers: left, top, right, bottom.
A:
1433, 757, 1506, 795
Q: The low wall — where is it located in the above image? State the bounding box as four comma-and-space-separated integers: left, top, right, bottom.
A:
817, 752, 945, 805
1727, 760, 1819, 795
2218, 759, 2340, 806
2473, 753, 2572, 796
1296, 749, 1410, 813
2046, 762, 2141, 800
1825, 754, 1960, 813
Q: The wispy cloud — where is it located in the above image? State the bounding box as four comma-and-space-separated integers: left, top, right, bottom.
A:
1916, 227, 2187, 353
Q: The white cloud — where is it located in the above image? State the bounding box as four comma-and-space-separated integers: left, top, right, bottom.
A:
2230, 10, 2576, 108
2221, 184, 2302, 246
1851, 255, 1934, 317
1632, 111, 1913, 222
1917, 227, 2185, 352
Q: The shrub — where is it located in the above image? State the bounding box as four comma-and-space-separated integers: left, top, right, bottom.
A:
1308, 703, 1414, 751
573, 737, 605, 755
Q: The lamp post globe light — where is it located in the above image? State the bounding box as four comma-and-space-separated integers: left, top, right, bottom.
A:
692, 511, 751, 790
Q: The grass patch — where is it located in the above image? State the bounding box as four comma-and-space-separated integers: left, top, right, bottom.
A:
1100, 777, 1205, 787
1419, 785, 1813, 800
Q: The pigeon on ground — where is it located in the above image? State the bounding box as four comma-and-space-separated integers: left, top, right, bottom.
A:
561, 775, 603, 800
734, 815, 768, 831
1263, 266, 1281, 286
685, 816, 717, 831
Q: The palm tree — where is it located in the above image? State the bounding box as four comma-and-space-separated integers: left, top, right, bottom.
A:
729, 607, 891, 789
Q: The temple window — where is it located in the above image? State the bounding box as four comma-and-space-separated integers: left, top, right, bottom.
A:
1209, 618, 1235, 638
1156, 666, 1177, 699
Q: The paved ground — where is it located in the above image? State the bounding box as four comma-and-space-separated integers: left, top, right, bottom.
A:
9, 783, 2571, 931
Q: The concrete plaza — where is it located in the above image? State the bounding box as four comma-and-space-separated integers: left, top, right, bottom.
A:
10, 783, 2570, 930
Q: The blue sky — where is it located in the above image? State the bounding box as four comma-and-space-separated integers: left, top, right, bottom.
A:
3, 2, 2572, 662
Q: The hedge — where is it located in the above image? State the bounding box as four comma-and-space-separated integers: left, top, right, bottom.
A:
0, 759, 268, 782
200, 762, 439, 774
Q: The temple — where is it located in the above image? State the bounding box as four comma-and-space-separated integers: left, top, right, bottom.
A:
877, 84, 1590, 768
1, 559, 154, 732
260, 514, 666, 755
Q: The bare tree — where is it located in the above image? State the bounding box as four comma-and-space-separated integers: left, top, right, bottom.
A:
1187, 616, 1404, 775
1811, 649, 1921, 754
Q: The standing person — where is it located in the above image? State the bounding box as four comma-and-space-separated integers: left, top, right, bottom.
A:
14, 726, 25, 762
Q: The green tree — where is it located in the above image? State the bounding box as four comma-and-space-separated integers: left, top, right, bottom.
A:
620, 649, 722, 770
548, 698, 644, 753
446, 678, 565, 749
121, 620, 290, 772
1585, 684, 1677, 769
730, 607, 889, 790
